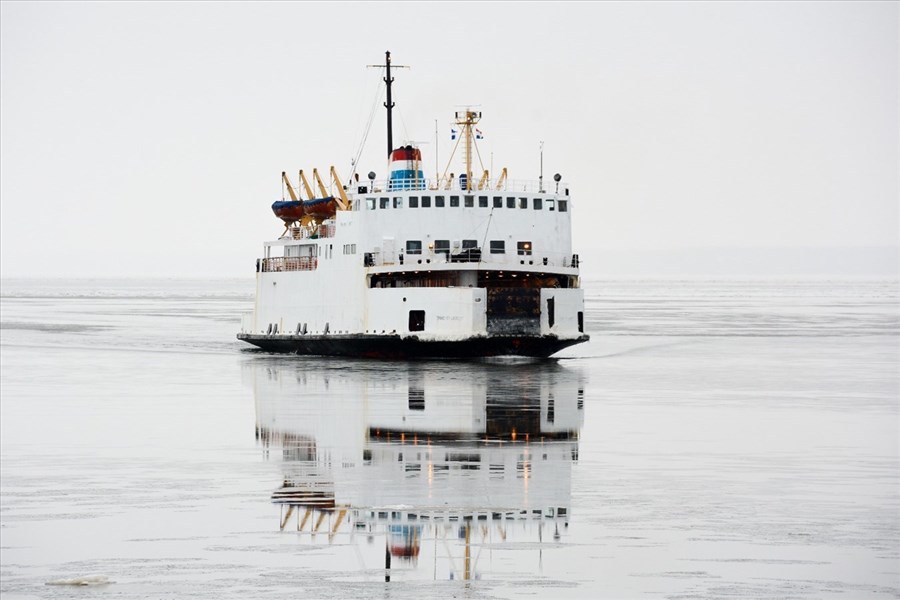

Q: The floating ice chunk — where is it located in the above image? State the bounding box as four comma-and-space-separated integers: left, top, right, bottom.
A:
46, 575, 113, 586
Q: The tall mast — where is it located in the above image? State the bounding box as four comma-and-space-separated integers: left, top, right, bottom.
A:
368, 52, 409, 157
384, 51, 394, 157
454, 109, 481, 191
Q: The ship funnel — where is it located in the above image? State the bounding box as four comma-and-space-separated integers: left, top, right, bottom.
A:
388, 145, 425, 191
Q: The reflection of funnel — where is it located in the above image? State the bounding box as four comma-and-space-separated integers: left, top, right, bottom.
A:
388, 524, 422, 560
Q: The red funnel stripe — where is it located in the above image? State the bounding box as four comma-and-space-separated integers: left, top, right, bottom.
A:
390, 147, 422, 162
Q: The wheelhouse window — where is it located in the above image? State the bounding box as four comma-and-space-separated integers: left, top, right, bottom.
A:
366, 197, 376, 210
421, 196, 432, 208
462, 239, 478, 250
393, 197, 403, 209
478, 196, 488, 208
409, 196, 419, 208
493, 196, 503, 208
506, 197, 515, 209
450, 195, 460, 207
518, 197, 528, 209
435, 195, 445, 207
464, 195, 474, 208
379, 197, 389, 209
558, 200, 568, 212
546, 199, 556, 211
434, 239, 450, 256
406, 240, 422, 255
490, 240, 505, 254
517, 241, 533, 255
533, 198, 543, 210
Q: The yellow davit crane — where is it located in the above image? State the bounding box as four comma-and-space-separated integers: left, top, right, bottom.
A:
329, 166, 351, 210
477, 169, 490, 191
281, 172, 298, 201
298, 170, 315, 200
495, 167, 508, 191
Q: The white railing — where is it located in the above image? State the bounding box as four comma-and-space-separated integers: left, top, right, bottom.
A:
349, 177, 569, 195
280, 224, 335, 241
365, 251, 580, 270
259, 257, 318, 272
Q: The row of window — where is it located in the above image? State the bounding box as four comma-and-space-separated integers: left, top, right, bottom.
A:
405, 240, 532, 256
366, 195, 568, 212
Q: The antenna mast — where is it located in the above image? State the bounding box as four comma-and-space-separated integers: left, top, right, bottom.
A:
454, 109, 482, 191
368, 52, 409, 157
384, 52, 394, 157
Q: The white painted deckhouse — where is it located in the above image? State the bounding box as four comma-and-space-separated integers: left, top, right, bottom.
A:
238, 52, 589, 358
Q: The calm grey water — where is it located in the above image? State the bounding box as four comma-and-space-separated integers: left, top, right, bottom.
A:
1, 278, 898, 599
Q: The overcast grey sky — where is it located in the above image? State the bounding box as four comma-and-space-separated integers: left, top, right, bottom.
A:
1, 1, 897, 278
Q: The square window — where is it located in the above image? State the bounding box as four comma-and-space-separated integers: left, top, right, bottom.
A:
406, 240, 422, 255
517, 241, 533, 255
464, 195, 474, 208
558, 200, 568, 212
409, 310, 425, 332
434, 239, 450, 255
379, 197, 389, 209
518, 197, 528, 209
490, 240, 505, 254
493, 196, 503, 208
534, 198, 542, 210
506, 197, 516, 209
546, 199, 556, 211
409, 196, 419, 208
450, 196, 460, 207
366, 198, 376, 210
421, 196, 432, 208
462, 239, 478, 250
393, 197, 403, 209
478, 196, 488, 208
435, 195, 446, 207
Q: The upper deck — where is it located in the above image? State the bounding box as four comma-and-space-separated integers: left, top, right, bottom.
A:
263, 176, 579, 276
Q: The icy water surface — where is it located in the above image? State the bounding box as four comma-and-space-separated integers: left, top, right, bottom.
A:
1, 278, 898, 598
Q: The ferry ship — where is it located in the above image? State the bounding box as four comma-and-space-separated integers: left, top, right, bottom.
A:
238, 52, 589, 358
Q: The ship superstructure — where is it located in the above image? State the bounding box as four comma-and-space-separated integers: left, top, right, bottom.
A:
238, 52, 588, 358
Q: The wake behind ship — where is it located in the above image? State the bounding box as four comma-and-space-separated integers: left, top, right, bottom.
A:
238, 52, 589, 358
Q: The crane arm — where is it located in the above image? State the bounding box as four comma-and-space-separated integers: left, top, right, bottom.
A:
495, 167, 508, 191
312, 168, 329, 198
298, 170, 315, 200
477, 169, 489, 191
330, 166, 351, 210
281, 171, 298, 201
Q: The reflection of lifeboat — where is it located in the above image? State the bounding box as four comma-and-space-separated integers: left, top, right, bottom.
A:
388, 524, 422, 558
271, 200, 304, 223
303, 196, 337, 219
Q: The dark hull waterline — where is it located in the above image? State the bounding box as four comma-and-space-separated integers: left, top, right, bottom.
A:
237, 332, 589, 359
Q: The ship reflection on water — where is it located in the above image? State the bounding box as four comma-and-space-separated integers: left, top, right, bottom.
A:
246, 359, 585, 582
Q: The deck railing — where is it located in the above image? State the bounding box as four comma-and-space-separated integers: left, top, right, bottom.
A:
258, 257, 318, 272
283, 224, 335, 241
350, 177, 569, 196
365, 251, 580, 270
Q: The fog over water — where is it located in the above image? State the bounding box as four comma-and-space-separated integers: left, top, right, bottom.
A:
1, 278, 897, 598
1, 2, 897, 279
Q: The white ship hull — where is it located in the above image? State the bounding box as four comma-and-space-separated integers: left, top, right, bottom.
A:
238, 183, 589, 358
